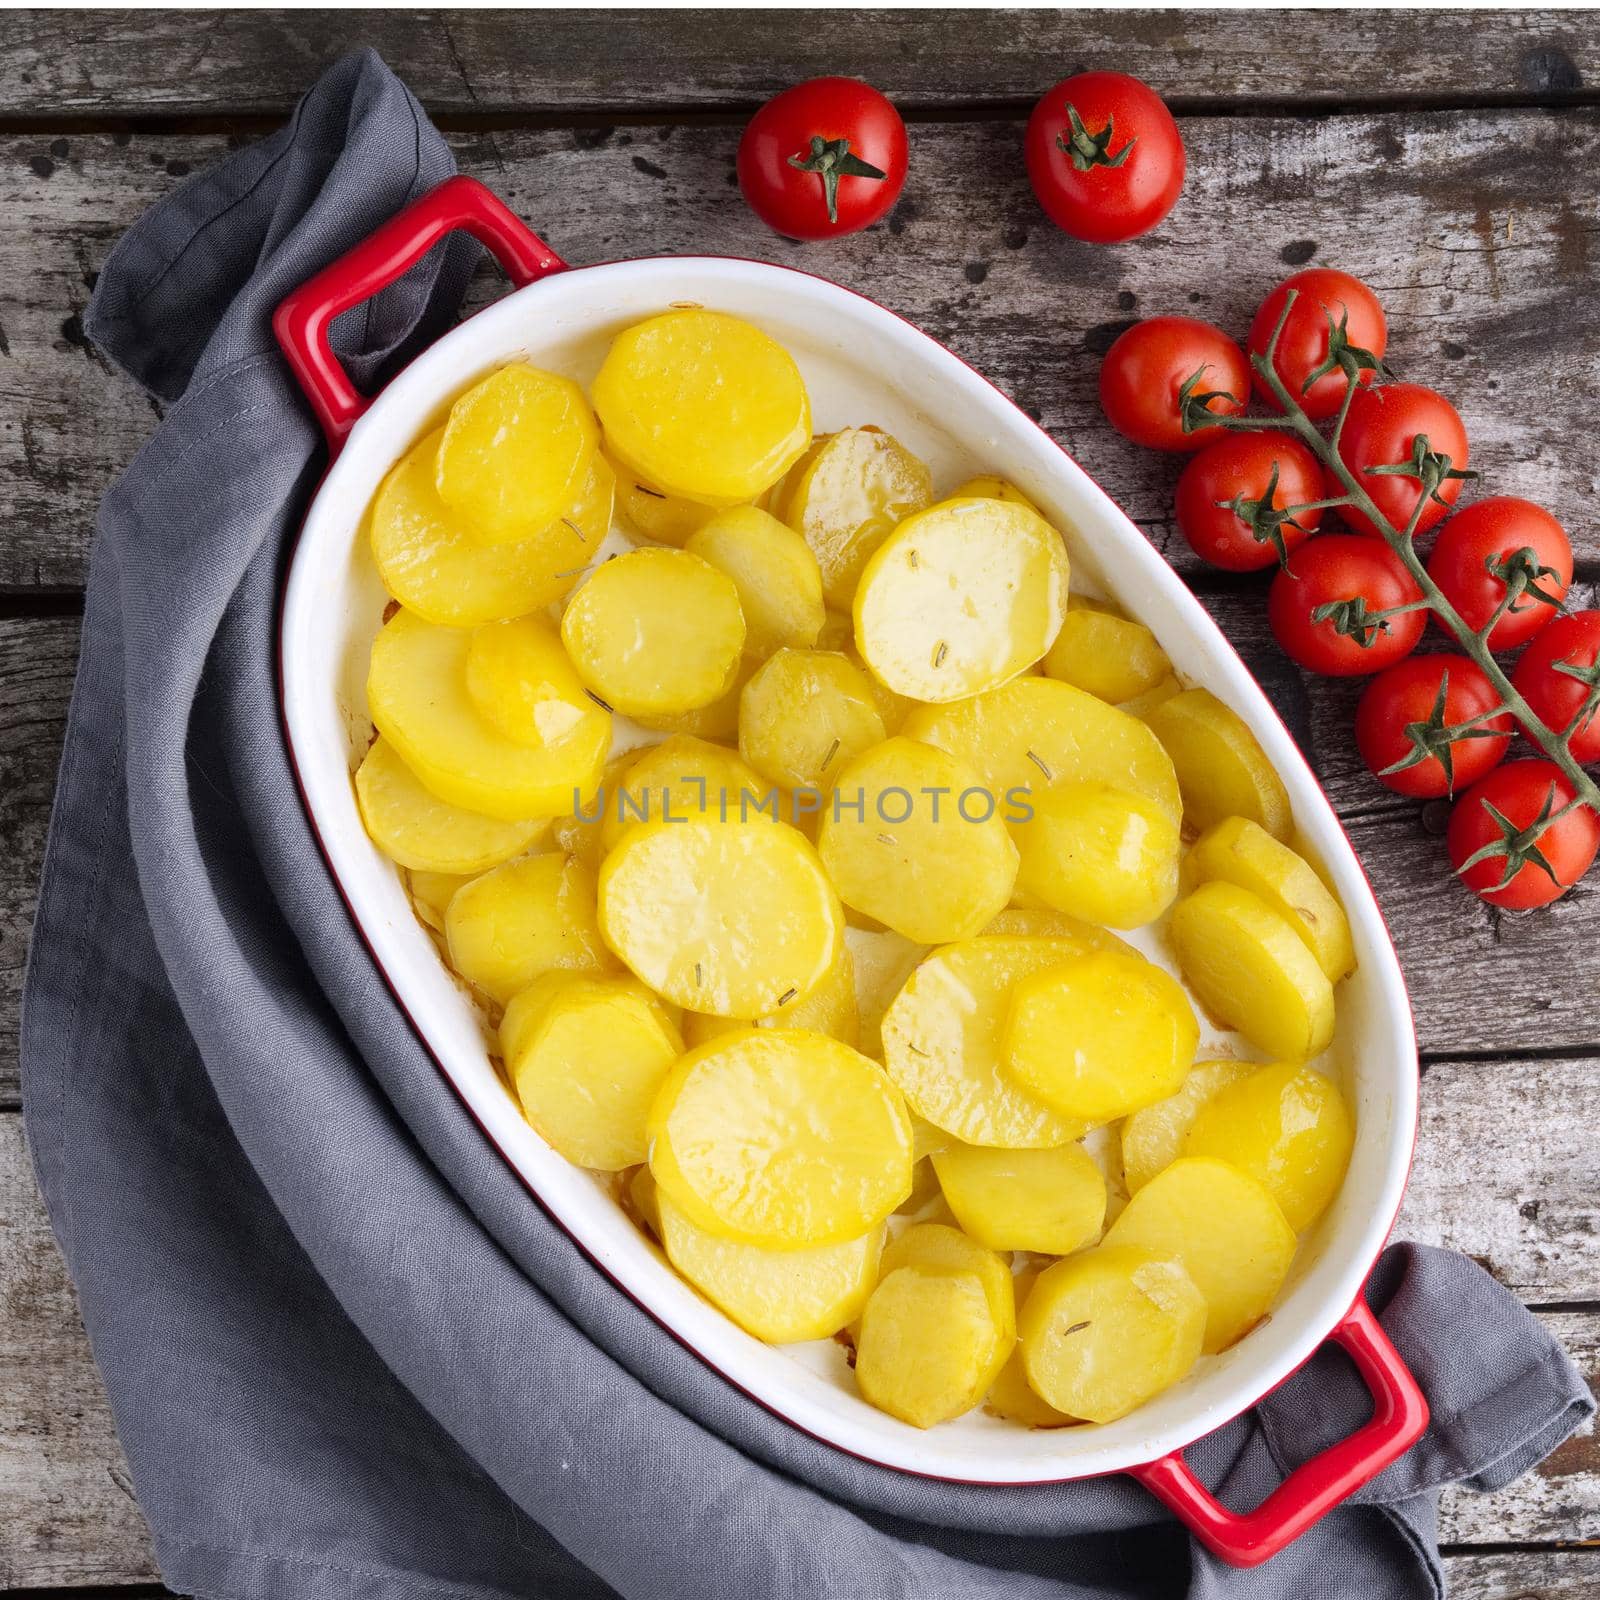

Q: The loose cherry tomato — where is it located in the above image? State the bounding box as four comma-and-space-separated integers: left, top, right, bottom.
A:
1331, 384, 1470, 539
1024, 71, 1184, 244
1267, 534, 1426, 676
1174, 434, 1324, 571
1512, 611, 1600, 764
1355, 654, 1511, 799
1099, 317, 1249, 452
1447, 759, 1599, 909
1248, 269, 1388, 421
738, 77, 908, 240
1426, 496, 1572, 651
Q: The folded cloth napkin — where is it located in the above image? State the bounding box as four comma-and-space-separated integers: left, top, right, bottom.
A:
21, 49, 1591, 1600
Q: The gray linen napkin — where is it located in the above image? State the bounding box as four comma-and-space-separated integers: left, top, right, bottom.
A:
20, 49, 1592, 1600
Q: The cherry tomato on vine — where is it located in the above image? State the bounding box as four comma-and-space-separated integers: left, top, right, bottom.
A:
1248, 269, 1388, 421
1024, 71, 1185, 244
1174, 434, 1324, 571
1354, 654, 1511, 799
1099, 317, 1249, 452
738, 77, 908, 240
1426, 496, 1572, 651
1512, 611, 1600, 764
1447, 759, 1599, 909
1267, 534, 1426, 676
1331, 383, 1471, 539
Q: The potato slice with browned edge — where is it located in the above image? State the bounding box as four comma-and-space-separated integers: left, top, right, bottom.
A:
600, 736, 769, 852
880, 936, 1103, 1148
780, 427, 935, 609
1045, 603, 1172, 705
648, 1028, 912, 1246
356, 737, 546, 874
1186, 1061, 1354, 1232
933, 1142, 1106, 1256
501, 972, 682, 1169
1120, 1059, 1256, 1194
599, 818, 842, 1018
1145, 688, 1293, 841
686, 506, 826, 659
371, 428, 611, 626
1170, 881, 1335, 1060
1019, 1245, 1206, 1422
1182, 817, 1355, 982
369, 609, 609, 821
609, 461, 718, 547
739, 648, 886, 793
987, 1262, 1079, 1428
659, 1187, 883, 1343
445, 853, 615, 1005
854, 497, 1070, 703
1104, 1156, 1296, 1353
561, 547, 745, 719
1012, 780, 1180, 930
436, 364, 599, 542
819, 737, 1018, 944
904, 676, 1181, 832
594, 310, 811, 506
1003, 950, 1198, 1122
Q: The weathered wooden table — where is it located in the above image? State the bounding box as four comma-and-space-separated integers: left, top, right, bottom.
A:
2, 11, 1598, 1596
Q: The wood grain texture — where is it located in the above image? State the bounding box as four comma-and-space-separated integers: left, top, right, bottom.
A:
1443, 1552, 1600, 1600
0, 10, 1595, 118
3, 108, 1599, 589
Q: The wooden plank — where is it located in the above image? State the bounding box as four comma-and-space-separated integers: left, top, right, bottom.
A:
4, 108, 1600, 591
1444, 1552, 1600, 1600
0, 1107, 1593, 1590
0, 10, 1596, 119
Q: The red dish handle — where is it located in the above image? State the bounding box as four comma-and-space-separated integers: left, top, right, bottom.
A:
272, 175, 567, 453
1130, 1294, 1429, 1567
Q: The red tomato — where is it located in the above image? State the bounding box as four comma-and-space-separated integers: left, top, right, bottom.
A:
1331, 384, 1471, 539
738, 77, 908, 240
1512, 611, 1600, 763
1248, 269, 1388, 421
1174, 434, 1324, 571
1024, 71, 1184, 244
1099, 317, 1249, 452
1447, 759, 1599, 909
1426, 496, 1572, 651
1354, 654, 1511, 799
1267, 534, 1426, 676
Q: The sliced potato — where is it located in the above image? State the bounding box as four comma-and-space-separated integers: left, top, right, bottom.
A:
552, 751, 639, 871
1120, 1059, 1256, 1194
853, 497, 1070, 703
738, 648, 886, 792
1186, 1061, 1354, 1232
881, 936, 1105, 1148
601, 735, 769, 852
933, 1141, 1106, 1255
848, 926, 931, 1060
855, 1266, 1007, 1429
780, 427, 934, 609
1003, 951, 1198, 1121
436, 364, 599, 541
599, 818, 842, 1018
1012, 780, 1180, 930
879, 1222, 1016, 1352
464, 615, 615, 751
686, 505, 826, 659
1045, 604, 1172, 705
1145, 689, 1293, 841
818, 737, 1018, 944
648, 1028, 912, 1245
947, 475, 1040, 511
986, 1262, 1079, 1427
1170, 881, 1335, 1060
682, 942, 859, 1049
369, 609, 609, 821
1183, 818, 1355, 982
408, 868, 472, 932
1121, 675, 1184, 719
630, 1163, 664, 1238
501, 971, 682, 1169
610, 462, 718, 547
371, 428, 609, 626
1105, 1156, 1297, 1353
593, 310, 811, 506
561, 547, 745, 718
904, 676, 1182, 831
634, 655, 759, 742
356, 736, 545, 873
981, 905, 1136, 956
1019, 1245, 1206, 1422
